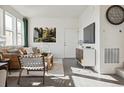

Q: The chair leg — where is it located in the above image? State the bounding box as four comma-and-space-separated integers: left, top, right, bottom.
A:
8, 61, 11, 75
5, 64, 9, 87
47, 66, 49, 74
17, 69, 23, 85
27, 70, 29, 74
43, 69, 45, 85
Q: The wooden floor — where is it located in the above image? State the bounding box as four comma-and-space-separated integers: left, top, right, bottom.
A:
7, 58, 124, 87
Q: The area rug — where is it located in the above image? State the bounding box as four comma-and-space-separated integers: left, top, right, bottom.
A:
8, 59, 64, 77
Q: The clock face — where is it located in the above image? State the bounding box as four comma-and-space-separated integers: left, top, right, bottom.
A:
106, 5, 124, 25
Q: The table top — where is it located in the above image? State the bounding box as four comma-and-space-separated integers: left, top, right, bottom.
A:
0, 58, 10, 62
0, 63, 7, 67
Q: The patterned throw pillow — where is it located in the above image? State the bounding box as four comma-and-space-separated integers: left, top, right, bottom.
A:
25, 47, 34, 54
0, 52, 3, 60
32, 47, 37, 54
37, 49, 41, 54
18, 49, 24, 55
21, 48, 27, 55
32, 47, 41, 54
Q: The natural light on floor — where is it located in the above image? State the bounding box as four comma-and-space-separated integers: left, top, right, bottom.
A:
50, 76, 70, 80
70, 66, 119, 86
71, 66, 118, 81
32, 82, 41, 86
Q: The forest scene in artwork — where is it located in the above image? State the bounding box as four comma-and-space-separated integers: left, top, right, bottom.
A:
34, 27, 56, 42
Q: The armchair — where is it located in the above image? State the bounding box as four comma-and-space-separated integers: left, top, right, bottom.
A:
17, 54, 48, 85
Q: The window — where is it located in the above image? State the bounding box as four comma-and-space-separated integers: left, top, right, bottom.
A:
0, 8, 4, 35
17, 19, 23, 46
5, 31, 13, 46
5, 14, 13, 30
5, 12, 15, 46
4, 12, 24, 46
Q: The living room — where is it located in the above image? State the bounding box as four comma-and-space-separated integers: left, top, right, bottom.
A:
0, 2, 124, 89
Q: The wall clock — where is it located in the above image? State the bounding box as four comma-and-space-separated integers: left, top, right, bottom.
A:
106, 5, 124, 25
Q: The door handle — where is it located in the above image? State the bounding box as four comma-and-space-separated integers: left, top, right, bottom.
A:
64, 42, 66, 46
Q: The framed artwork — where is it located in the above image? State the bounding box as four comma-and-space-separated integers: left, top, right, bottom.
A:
34, 27, 56, 42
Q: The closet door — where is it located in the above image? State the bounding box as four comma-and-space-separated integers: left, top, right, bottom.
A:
64, 28, 78, 58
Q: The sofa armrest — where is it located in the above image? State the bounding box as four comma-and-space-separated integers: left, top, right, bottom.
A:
45, 54, 53, 70
3, 53, 20, 70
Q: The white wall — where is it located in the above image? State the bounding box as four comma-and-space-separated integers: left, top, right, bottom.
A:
29, 17, 79, 58
78, 6, 101, 73
100, 5, 124, 74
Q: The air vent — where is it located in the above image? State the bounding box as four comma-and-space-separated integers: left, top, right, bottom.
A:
104, 48, 119, 64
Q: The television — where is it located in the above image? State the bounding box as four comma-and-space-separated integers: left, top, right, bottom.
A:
83, 23, 95, 44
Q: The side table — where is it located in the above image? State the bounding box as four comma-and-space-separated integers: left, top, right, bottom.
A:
0, 58, 11, 74
0, 62, 8, 87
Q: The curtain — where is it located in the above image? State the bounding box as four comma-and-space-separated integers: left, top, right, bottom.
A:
23, 18, 28, 47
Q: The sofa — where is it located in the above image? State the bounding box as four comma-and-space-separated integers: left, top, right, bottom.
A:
3, 53, 20, 69
1, 47, 53, 70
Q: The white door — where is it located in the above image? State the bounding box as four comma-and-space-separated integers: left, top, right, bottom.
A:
64, 29, 78, 58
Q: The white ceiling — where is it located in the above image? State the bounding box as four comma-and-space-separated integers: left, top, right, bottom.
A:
11, 5, 88, 18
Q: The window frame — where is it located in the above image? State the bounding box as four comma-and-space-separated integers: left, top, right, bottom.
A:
5, 11, 15, 46
4, 11, 24, 46
17, 19, 24, 46
5, 30, 14, 46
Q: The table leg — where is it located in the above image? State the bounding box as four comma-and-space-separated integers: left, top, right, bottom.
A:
5, 64, 8, 87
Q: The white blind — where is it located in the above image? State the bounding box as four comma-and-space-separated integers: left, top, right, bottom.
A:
0, 8, 3, 35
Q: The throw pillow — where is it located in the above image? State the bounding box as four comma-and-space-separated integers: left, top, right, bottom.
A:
32, 47, 41, 54
18, 49, 24, 55
25, 47, 34, 54
32, 47, 37, 54
7, 49, 18, 53
37, 49, 41, 53
21, 48, 27, 55
0, 52, 3, 60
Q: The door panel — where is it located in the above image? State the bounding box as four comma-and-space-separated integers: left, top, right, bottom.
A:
64, 29, 78, 58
